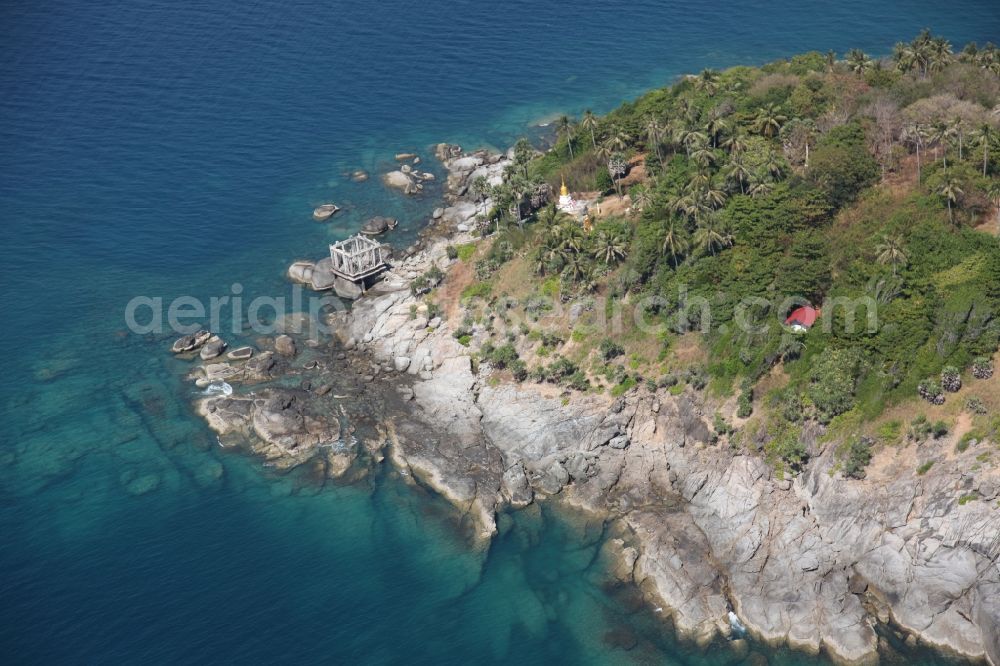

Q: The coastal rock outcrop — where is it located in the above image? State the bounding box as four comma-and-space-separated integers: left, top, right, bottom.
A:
179, 139, 1000, 666
360, 216, 398, 236
383, 170, 418, 194
312, 203, 340, 221
199, 388, 340, 469
171, 330, 211, 354
274, 334, 296, 358
199, 335, 227, 360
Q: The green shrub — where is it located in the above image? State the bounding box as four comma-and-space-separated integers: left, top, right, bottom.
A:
599, 338, 625, 361
956, 431, 981, 453
446, 245, 459, 260
713, 412, 733, 436
932, 420, 949, 438
566, 371, 590, 391
455, 243, 477, 262
807, 347, 864, 422
958, 493, 978, 505
909, 415, 932, 442
765, 420, 808, 471
876, 420, 902, 445
916, 460, 935, 475
461, 281, 493, 302
965, 396, 987, 415
611, 376, 638, 397
843, 436, 874, 479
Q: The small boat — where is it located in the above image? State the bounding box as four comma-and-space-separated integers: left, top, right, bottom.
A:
313, 203, 341, 221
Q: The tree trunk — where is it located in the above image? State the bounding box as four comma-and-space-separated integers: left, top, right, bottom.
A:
985, 144, 989, 177
916, 144, 921, 180
590, 128, 596, 150
805, 142, 809, 168
947, 198, 953, 224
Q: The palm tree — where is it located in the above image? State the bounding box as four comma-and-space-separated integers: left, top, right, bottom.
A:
674, 125, 707, 156
753, 103, 787, 138
513, 137, 533, 178
661, 218, 689, 267
643, 116, 665, 163
901, 123, 925, 179
601, 126, 630, 155
721, 131, 748, 156
722, 156, 751, 194
701, 182, 728, 210
970, 123, 997, 177
593, 230, 628, 265
536, 203, 572, 228
695, 68, 720, 96
704, 112, 730, 149
558, 115, 575, 159
928, 37, 953, 72
630, 184, 652, 211
470, 175, 490, 205
764, 153, 785, 180
936, 175, 963, 225
893, 41, 917, 74
950, 118, 966, 160
987, 181, 1000, 225
561, 252, 589, 282
846, 49, 873, 78
875, 234, 908, 276
747, 171, 774, 198
925, 121, 952, 167
690, 142, 716, 168
579, 110, 598, 150
693, 214, 733, 256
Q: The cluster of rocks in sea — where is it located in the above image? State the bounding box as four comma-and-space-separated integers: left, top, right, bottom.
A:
174, 142, 1000, 666
382, 151, 435, 195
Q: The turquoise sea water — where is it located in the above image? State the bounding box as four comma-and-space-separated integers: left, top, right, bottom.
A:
2, 1, 999, 663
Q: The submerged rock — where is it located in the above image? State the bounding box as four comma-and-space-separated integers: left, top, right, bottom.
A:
274, 334, 296, 358
227, 346, 254, 361
199, 335, 227, 360
171, 330, 211, 354
383, 170, 415, 193
287, 261, 315, 285
312, 203, 340, 221
361, 216, 398, 236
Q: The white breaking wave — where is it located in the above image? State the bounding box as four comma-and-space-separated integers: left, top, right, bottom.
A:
728, 611, 747, 636
202, 381, 233, 396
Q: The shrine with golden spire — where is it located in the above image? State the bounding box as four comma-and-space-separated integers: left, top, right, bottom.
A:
556, 174, 589, 222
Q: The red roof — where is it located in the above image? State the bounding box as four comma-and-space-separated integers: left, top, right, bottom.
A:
785, 306, 819, 328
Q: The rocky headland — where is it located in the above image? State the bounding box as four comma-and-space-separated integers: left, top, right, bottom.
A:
172, 144, 1000, 666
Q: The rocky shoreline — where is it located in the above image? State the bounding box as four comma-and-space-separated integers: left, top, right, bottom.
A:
172, 144, 1000, 666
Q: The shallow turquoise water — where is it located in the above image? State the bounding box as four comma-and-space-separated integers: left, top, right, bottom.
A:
2, 1, 998, 663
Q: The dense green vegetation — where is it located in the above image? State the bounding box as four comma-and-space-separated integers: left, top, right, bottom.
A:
450, 33, 1000, 476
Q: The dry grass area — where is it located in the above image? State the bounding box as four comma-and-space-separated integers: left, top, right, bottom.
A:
857, 350, 1000, 479
435, 251, 478, 322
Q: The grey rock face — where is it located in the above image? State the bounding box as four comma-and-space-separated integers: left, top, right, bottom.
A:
274, 335, 296, 358
199, 335, 226, 360
501, 462, 532, 506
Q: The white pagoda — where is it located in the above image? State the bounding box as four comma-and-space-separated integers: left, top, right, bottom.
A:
556, 176, 588, 218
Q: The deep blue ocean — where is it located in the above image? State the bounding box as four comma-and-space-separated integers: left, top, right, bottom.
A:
2, 1, 999, 663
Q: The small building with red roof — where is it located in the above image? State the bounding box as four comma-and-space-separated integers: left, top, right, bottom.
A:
785, 306, 820, 333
